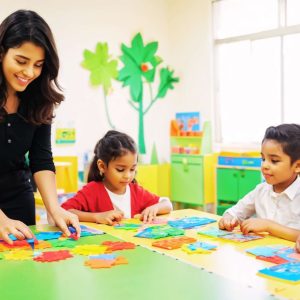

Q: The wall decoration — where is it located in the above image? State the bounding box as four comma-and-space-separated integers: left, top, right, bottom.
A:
81, 43, 118, 129
82, 34, 179, 153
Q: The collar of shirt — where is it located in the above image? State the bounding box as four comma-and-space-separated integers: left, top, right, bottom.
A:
270, 176, 300, 200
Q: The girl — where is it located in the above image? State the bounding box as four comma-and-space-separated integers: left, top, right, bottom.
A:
62, 130, 173, 224
0, 10, 80, 244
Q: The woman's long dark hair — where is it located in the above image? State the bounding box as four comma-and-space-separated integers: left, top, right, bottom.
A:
87, 130, 137, 183
0, 9, 64, 124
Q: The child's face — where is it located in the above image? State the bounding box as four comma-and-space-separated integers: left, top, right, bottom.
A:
261, 139, 300, 193
100, 151, 137, 194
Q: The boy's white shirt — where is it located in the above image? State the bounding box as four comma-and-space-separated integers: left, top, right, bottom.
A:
225, 176, 300, 230
105, 185, 172, 218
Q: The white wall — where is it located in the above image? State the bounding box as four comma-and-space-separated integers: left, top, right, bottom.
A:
1, 0, 213, 166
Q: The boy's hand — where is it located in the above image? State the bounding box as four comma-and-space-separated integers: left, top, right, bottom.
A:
140, 205, 159, 223
0, 215, 34, 245
94, 210, 124, 225
240, 218, 270, 235
218, 214, 239, 231
296, 235, 300, 253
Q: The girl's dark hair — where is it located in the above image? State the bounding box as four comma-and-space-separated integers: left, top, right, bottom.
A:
0, 9, 64, 124
262, 123, 300, 164
87, 130, 137, 182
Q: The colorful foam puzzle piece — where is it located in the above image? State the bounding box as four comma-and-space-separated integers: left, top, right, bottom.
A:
221, 233, 263, 242
168, 217, 216, 229
50, 239, 77, 248
4, 250, 33, 261
89, 254, 117, 260
114, 223, 141, 231
198, 227, 263, 242
84, 256, 128, 269
35, 241, 52, 250
72, 245, 108, 256
246, 246, 281, 257
246, 245, 299, 264
35, 232, 63, 241
80, 225, 104, 235
33, 250, 73, 262
258, 262, 300, 283
152, 236, 196, 250
101, 241, 136, 251
257, 255, 289, 264
188, 241, 217, 251
198, 227, 230, 238
85, 259, 114, 268
135, 225, 184, 239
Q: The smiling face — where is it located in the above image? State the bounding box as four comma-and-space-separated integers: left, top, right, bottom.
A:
261, 139, 300, 193
1, 41, 45, 95
97, 151, 138, 194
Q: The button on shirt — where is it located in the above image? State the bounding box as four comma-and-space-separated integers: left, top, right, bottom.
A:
225, 176, 300, 230
0, 105, 55, 175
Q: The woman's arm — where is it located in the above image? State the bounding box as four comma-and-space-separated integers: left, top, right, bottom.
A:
33, 170, 81, 236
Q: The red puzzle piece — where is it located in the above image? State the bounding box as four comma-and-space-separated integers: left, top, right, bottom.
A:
256, 255, 289, 264
101, 241, 135, 251
33, 250, 73, 262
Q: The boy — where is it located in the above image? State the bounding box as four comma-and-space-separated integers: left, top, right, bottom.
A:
219, 124, 300, 243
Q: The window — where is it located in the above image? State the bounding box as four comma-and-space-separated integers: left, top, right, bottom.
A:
213, 0, 300, 145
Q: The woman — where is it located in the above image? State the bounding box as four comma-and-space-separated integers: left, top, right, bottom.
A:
0, 10, 80, 244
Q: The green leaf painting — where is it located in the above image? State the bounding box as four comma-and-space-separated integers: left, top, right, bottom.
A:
118, 33, 179, 154
118, 33, 160, 102
82, 34, 179, 154
82, 43, 118, 128
157, 68, 179, 99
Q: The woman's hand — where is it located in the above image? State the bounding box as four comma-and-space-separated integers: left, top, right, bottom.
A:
49, 207, 81, 238
93, 210, 124, 225
0, 211, 34, 244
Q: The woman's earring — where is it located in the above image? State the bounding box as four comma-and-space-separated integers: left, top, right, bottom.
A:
99, 170, 103, 177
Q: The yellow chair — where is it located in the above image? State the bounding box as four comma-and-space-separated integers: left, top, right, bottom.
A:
54, 156, 78, 193
136, 163, 170, 197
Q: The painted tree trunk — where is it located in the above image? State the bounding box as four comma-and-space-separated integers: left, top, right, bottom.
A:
138, 101, 146, 154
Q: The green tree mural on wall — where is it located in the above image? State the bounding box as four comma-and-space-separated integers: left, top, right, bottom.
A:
82, 33, 179, 154
81, 42, 118, 129
118, 33, 179, 154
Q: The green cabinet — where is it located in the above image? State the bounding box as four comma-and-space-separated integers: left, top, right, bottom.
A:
216, 167, 262, 215
171, 154, 204, 205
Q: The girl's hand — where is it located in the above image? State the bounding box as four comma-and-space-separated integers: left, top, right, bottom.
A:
50, 207, 81, 238
240, 218, 270, 235
94, 210, 124, 225
140, 205, 159, 223
0, 213, 34, 245
218, 214, 239, 231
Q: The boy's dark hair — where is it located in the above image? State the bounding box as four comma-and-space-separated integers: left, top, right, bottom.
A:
87, 130, 137, 182
0, 9, 64, 124
262, 123, 300, 164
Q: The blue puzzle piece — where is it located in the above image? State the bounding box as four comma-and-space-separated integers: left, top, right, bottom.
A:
259, 262, 300, 282
89, 254, 117, 260
35, 232, 62, 241
188, 241, 217, 251
168, 217, 216, 229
